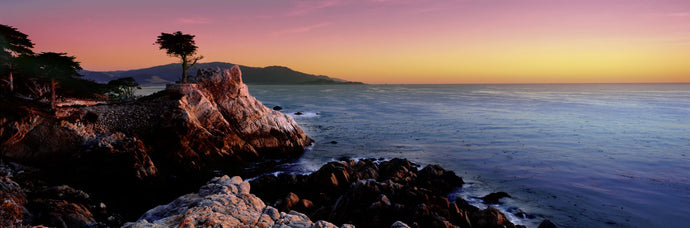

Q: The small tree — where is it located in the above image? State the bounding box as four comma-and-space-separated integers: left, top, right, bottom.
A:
155, 31, 203, 84
107, 77, 140, 100
27, 52, 83, 109
0, 24, 35, 93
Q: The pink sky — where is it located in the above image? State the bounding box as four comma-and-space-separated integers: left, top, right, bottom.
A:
2, 0, 690, 83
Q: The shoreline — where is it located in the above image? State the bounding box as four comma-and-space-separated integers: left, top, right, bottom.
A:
1, 156, 551, 227
1, 67, 554, 227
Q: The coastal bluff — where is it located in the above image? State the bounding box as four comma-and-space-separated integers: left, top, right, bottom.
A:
1, 65, 312, 175
0, 65, 312, 225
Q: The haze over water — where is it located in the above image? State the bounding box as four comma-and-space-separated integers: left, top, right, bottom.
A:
246, 83, 690, 228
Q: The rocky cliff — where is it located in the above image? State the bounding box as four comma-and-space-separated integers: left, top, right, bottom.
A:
1, 65, 311, 171
0, 65, 312, 222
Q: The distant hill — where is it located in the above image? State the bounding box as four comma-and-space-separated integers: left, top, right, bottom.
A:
80, 62, 363, 86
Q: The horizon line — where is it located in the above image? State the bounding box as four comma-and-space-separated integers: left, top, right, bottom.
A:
82, 62, 690, 85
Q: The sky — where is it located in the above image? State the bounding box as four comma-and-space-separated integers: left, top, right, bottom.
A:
2, 0, 690, 84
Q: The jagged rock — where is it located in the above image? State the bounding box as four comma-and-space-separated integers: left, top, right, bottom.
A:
481, 192, 512, 204
251, 159, 483, 228
29, 199, 97, 228
471, 206, 523, 228
391, 220, 411, 228
0, 176, 30, 227
417, 164, 464, 195
537, 219, 558, 228
123, 175, 339, 228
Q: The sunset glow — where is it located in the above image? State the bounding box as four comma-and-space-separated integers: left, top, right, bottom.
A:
2, 0, 690, 83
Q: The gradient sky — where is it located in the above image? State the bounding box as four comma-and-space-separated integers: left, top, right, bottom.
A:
2, 0, 690, 83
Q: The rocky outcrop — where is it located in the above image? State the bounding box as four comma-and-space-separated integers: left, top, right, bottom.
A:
0, 162, 123, 228
124, 175, 349, 228
482, 192, 512, 204
250, 158, 527, 228
0, 65, 312, 223
0, 174, 28, 227
1, 65, 311, 172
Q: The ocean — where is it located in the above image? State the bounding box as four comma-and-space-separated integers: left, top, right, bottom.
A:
144, 84, 690, 227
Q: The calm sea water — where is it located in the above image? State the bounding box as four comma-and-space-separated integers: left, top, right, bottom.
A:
142, 84, 690, 227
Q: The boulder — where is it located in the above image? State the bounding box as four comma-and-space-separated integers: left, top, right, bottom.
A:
538, 219, 558, 228
0, 176, 30, 227
471, 206, 524, 228
481, 192, 512, 204
123, 175, 340, 228
251, 159, 483, 228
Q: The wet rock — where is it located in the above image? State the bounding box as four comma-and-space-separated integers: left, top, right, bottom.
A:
251, 158, 481, 228
472, 206, 517, 228
417, 164, 464, 194
482, 192, 512, 204
273, 106, 283, 110
538, 219, 558, 228
391, 220, 411, 228
379, 158, 418, 184
295, 112, 303, 115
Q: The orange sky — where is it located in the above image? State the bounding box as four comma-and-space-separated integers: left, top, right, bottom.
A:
2, 0, 690, 83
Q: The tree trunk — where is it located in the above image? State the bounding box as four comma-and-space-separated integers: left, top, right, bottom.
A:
9, 71, 13, 92
181, 55, 188, 84
51, 78, 56, 110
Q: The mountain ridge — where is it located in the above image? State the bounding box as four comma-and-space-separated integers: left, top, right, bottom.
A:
80, 62, 362, 86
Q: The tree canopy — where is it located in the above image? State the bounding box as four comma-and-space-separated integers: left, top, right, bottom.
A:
15, 52, 83, 108
0, 24, 34, 58
1, 24, 35, 92
107, 77, 140, 100
155, 31, 203, 83
32, 52, 83, 81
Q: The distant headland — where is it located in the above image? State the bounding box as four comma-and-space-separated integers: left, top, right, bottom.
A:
81, 62, 364, 86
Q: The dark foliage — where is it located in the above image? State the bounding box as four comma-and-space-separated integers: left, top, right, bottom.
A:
107, 77, 140, 100
0, 24, 35, 93
155, 31, 203, 83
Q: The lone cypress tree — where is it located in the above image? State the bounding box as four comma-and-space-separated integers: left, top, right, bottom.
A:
155, 31, 203, 84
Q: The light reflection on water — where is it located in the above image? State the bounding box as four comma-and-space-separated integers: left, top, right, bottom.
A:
142, 84, 690, 228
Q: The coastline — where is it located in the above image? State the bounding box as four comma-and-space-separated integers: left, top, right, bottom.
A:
1, 67, 555, 227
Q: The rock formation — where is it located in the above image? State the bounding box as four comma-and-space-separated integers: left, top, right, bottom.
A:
0, 65, 312, 222
250, 158, 528, 228
123, 175, 350, 228
1, 162, 122, 227
1, 65, 311, 169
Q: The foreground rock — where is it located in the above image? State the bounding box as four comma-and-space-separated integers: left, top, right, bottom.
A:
0, 162, 122, 227
124, 175, 348, 228
250, 158, 531, 228
0, 65, 312, 222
